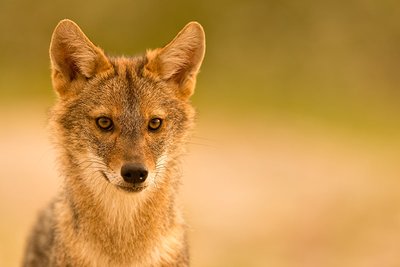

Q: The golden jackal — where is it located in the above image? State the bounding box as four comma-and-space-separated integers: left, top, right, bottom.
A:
23, 19, 205, 266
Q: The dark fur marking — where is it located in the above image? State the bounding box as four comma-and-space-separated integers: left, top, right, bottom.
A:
65, 191, 80, 233
135, 56, 147, 78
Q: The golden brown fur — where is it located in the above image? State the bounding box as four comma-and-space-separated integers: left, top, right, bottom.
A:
23, 19, 205, 266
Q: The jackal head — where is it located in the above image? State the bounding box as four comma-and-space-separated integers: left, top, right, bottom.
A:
49, 20, 205, 194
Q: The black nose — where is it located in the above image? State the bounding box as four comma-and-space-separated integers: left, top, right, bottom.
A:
120, 163, 148, 184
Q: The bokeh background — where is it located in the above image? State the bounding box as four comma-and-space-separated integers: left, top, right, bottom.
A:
1, 0, 400, 266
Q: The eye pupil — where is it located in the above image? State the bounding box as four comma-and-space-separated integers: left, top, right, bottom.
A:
96, 117, 113, 131
148, 118, 162, 131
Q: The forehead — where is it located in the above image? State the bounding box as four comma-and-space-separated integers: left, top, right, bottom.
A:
82, 57, 173, 115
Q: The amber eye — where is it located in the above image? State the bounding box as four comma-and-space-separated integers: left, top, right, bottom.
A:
96, 117, 113, 131
148, 118, 162, 131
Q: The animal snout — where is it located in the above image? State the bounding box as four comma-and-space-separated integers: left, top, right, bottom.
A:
120, 163, 148, 184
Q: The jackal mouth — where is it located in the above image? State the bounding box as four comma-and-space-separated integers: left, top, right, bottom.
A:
115, 185, 147, 193
100, 171, 147, 193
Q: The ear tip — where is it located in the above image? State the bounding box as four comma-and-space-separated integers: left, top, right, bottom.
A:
183, 22, 206, 48
57, 19, 78, 26
51, 19, 85, 50
53, 19, 80, 34
185, 21, 205, 34
186, 21, 203, 28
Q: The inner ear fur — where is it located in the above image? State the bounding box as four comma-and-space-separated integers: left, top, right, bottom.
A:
49, 19, 112, 95
144, 22, 206, 99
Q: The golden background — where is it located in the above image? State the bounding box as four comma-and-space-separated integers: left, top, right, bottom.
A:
1, 0, 399, 266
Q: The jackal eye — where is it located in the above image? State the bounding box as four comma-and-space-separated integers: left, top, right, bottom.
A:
148, 118, 162, 131
96, 117, 113, 131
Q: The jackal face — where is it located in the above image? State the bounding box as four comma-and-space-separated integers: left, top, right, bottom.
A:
49, 20, 205, 193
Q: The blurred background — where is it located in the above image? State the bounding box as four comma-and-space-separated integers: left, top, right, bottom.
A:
1, 0, 400, 266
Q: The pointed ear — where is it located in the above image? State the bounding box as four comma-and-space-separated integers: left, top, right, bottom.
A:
49, 19, 112, 95
144, 22, 206, 99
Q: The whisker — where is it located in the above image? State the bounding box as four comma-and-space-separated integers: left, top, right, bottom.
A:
185, 141, 217, 148
191, 135, 214, 140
